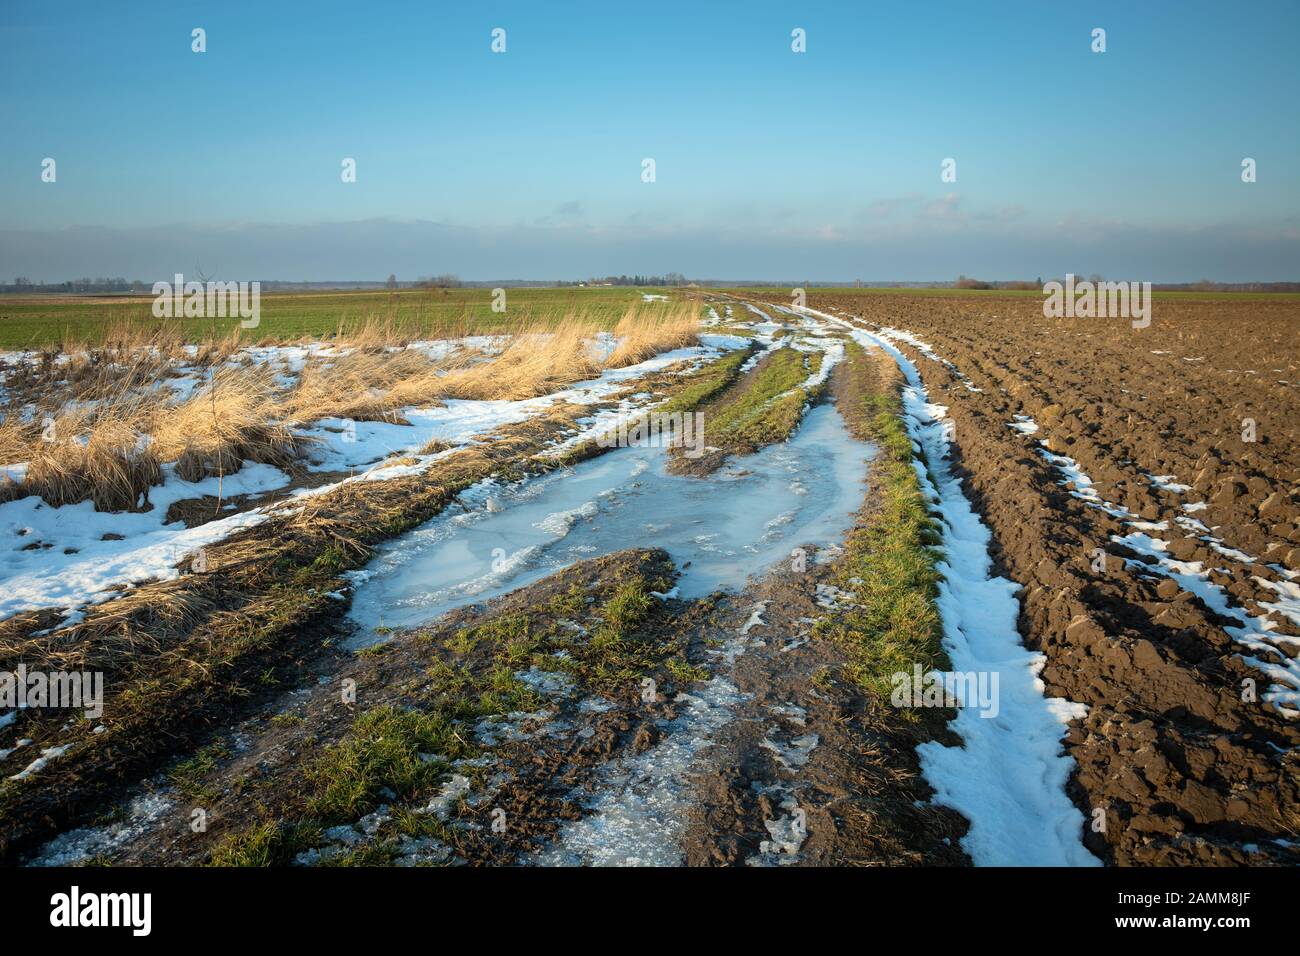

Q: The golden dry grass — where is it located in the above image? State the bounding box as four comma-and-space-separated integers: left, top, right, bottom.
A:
9, 365, 303, 506
21, 400, 161, 511
604, 302, 700, 367
434, 319, 604, 400
0, 303, 702, 509
280, 350, 444, 425
0, 582, 215, 672
0, 415, 30, 467
152, 366, 308, 482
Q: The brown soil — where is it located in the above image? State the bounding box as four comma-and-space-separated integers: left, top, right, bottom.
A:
801, 291, 1300, 865
676, 554, 968, 866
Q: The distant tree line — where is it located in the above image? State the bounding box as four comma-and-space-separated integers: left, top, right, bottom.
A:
1154, 280, 1300, 292
6, 274, 1297, 295
3, 277, 152, 293
555, 273, 688, 287
955, 275, 1300, 292
415, 274, 463, 288
954, 275, 1040, 290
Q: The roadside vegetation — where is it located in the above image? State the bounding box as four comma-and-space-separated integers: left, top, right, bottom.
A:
815, 341, 950, 723
0, 302, 700, 512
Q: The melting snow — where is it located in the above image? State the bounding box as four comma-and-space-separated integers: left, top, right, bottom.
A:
795, 305, 1099, 867
1026, 433, 1300, 718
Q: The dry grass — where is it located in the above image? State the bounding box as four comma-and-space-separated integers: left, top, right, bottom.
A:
331, 314, 416, 351
329, 310, 479, 350
188, 329, 245, 369
59, 319, 187, 359
604, 302, 700, 367
275, 344, 494, 445
0, 324, 247, 437
0, 304, 702, 510
434, 319, 604, 400
61, 351, 173, 405
8, 364, 309, 506
152, 366, 308, 482
21, 401, 161, 511
0, 416, 31, 467
280, 350, 443, 425
0, 583, 215, 673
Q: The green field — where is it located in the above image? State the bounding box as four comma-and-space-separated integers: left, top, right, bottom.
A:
4, 284, 1296, 350
0, 286, 662, 349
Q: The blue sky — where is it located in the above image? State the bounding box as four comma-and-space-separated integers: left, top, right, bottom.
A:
1, 0, 1297, 281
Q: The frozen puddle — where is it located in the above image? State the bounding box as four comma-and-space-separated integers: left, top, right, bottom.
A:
347, 402, 871, 638
530, 597, 773, 867
347, 399, 871, 866
530, 675, 748, 866
0, 341, 737, 624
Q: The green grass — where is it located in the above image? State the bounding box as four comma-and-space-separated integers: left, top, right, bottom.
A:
813, 344, 949, 715
209, 819, 324, 867
0, 286, 664, 349
316, 842, 402, 867
697, 345, 823, 453
304, 706, 471, 821
666, 657, 710, 684
447, 565, 672, 688
594, 579, 654, 640
208, 699, 486, 867
166, 741, 233, 802
655, 346, 753, 417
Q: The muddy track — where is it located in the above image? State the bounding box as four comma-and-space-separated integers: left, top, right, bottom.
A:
804, 294, 1300, 865
15, 311, 976, 867
10, 303, 1076, 865
679, 347, 968, 865
676, 550, 967, 866
100, 550, 693, 866
0, 354, 738, 863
